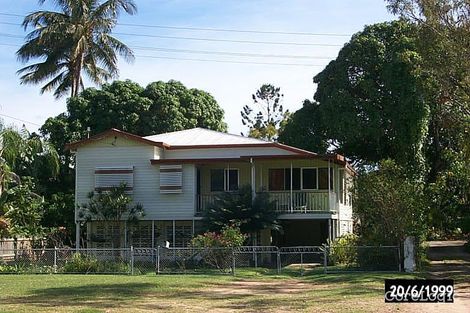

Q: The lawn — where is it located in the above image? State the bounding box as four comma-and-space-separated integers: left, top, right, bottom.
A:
0, 269, 419, 313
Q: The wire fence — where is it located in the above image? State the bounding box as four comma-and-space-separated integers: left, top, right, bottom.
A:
0, 245, 400, 275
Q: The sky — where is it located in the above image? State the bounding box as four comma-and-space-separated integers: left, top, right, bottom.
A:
0, 0, 395, 135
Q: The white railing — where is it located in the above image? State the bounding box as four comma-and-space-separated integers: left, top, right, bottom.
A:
261, 191, 330, 213
196, 191, 332, 214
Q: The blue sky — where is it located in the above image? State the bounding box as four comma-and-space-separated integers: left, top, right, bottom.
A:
0, 0, 394, 135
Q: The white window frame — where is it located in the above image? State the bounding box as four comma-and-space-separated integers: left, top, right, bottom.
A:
224, 168, 239, 192
210, 168, 240, 192
300, 167, 318, 191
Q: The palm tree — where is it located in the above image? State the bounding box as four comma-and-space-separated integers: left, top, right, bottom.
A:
16, 0, 137, 98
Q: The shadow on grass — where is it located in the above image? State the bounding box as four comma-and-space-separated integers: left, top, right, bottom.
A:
2, 282, 159, 309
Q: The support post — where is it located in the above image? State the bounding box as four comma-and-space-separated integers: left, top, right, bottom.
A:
250, 158, 256, 201
75, 222, 80, 250
151, 220, 155, 248
172, 220, 176, 248
323, 245, 328, 274
124, 221, 128, 248
290, 161, 293, 213
328, 159, 331, 211
328, 219, 332, 243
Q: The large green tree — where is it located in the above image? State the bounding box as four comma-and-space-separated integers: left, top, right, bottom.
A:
386, 0, 470, 237
278, 100, 329, 154
314, 21, 429, 170
17, 0, 136, 98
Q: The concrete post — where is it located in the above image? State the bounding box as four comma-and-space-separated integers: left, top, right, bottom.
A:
403, 236, 416, 272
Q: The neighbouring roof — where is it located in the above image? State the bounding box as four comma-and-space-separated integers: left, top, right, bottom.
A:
144, 128, 269, 146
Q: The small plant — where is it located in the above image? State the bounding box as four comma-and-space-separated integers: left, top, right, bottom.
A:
62, 253, 99, 273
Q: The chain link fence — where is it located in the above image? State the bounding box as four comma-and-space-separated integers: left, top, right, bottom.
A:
325, 245, 401, 273
0, 245, 400, 275
280, 246, 325, 275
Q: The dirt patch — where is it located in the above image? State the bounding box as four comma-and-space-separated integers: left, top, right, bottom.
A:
208, 279, 314, 296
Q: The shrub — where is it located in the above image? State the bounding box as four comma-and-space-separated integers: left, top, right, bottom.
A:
62, 253, 99, 273
191, 225, 246, 248
190, 225, 246, 272
328, 234, 359, 266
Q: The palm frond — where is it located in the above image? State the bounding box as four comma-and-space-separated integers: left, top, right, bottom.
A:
93, 0, 137, 20
102, 34, 135, 63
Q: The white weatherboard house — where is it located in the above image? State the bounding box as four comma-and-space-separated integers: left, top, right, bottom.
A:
67, 128, 354, 248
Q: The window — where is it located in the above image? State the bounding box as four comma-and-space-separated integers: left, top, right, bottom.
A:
302, 168, 317, 190
318, 167, 334, 190
210, 169, 224, 191
269, 169, 285, 191
160, 164, 183, 193
268, 168, 301, 191
286, 168, 301, 190
95, 167, 133, 192
210, 169, 239, 192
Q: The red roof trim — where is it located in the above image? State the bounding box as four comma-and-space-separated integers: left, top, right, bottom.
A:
150, 158, 248, 164
65, 128, 169, 151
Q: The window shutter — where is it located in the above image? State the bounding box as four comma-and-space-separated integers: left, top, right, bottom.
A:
160, 165, 183, 193
95, 167, 134, 192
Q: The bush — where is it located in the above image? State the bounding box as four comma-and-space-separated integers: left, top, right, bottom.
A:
62, 253, 99, 273
190, 225, 245, 272
191, 225, 246, 248
328, 234, 359, 266
61, 253, 130, 273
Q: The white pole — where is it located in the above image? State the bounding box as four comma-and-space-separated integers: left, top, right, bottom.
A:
290, 161, 293, 213
251, 158, 255, 200
328, 219, 332, 242
172, 220, 176, 248
151, 220, 155, 248
75, 222, 80, 250
328, 159, 331, 211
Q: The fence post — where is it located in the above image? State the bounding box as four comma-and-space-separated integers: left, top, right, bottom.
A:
277, 250, 281, 274
53, 247, 58, 274
156, 246, 160, 274
323, 245, 328, 274
253, 248, 257, 268
397, 245, 402, 272
130, 246, 134, 275
232, 248, 236, 276
300, 252, 304, 276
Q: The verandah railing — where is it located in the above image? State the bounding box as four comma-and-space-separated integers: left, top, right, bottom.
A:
196, 191, 332, 214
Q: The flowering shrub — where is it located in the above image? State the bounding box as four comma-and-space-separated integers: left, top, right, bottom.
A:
190, 225, 246, 248
190, 225, 246, 272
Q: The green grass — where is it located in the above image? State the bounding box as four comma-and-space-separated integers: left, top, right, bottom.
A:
0, 269, 416, 313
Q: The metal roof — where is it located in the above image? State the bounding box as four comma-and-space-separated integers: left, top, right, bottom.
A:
144, 127, 269, 146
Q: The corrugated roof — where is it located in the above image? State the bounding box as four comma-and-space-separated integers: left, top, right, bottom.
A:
144, 128, 269, 146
